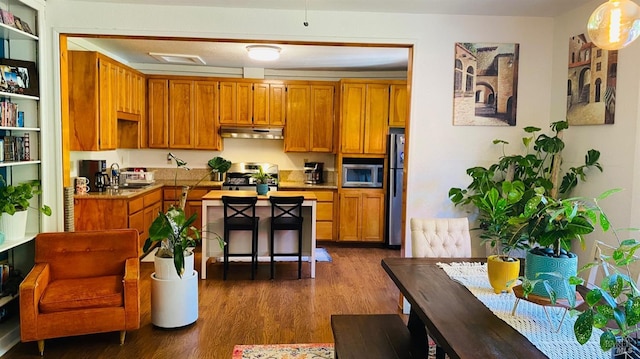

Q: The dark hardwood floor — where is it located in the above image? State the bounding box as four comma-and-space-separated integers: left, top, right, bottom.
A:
3, 245, 403, 358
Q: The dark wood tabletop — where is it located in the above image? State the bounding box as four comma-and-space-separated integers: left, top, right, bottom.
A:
381, 257, 548, 359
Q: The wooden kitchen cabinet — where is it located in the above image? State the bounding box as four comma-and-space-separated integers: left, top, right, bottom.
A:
74, 187, 163, 254
284, 83, 335, 153
340, 82, 389, 154
219, 80, 286, 126
69, 51, 117, 150
315, 190, 336, 241
147, 77, 220, 150
338, 189, 385, 242
388, 84, 408, 128
163, 187, 216, 233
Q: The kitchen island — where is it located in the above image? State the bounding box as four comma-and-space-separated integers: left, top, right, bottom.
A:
201, 190, 317, 279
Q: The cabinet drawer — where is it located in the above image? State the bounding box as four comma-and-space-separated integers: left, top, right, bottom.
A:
317, 202, 333, 221
143, 189, 162, 207
317, 222, 333, 240
315, 191, 334, 202
128, 197, 144, 214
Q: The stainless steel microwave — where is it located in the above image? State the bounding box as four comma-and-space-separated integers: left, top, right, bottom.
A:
342, 158, 384, 188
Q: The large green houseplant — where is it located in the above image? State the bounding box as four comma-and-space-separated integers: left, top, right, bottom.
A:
143, 153, 223, 277
449, 121, 603, 296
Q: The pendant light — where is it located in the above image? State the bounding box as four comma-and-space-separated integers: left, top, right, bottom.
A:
587, 0, 640, 50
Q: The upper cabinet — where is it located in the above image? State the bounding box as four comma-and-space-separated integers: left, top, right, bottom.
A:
388, 84, 408, 128
340, 82, 389, 154
147, 77, 221, 150
284, 83, 335, 153
68, 51, 145, 151
219, 80, 285, 127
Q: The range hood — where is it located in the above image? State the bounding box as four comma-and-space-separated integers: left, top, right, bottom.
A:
220, 127, 284, 140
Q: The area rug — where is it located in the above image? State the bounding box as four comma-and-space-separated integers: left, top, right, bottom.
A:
232, 341, 444, 358
232, 343, 334, 359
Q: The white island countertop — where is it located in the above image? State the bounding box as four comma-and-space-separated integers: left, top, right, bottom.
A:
201, 190, 317, 279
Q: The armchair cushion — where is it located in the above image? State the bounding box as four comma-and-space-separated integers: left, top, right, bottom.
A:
39, 275, 124, 313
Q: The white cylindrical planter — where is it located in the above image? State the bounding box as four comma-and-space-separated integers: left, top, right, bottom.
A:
0, 210, 28, 241
151, 270, 198, 328
154, 251, 195, 280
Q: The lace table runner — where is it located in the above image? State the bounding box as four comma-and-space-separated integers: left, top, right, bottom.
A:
437, 262, 607, 359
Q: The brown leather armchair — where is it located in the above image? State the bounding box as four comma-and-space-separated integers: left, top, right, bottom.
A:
19, 229, 140, 355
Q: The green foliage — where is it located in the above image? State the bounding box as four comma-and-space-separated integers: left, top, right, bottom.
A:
207, 156, 232, 173
449, 121, 602, 255
0, 175, 51, 216
251, 165, 272, 184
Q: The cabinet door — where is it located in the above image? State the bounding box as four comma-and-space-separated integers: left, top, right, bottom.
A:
341, 83, 366, 154
136, 74, 148, 147
252, 83, 270, 126
364, 84, 389, 154
194, 80, 221, 150
361, 191, 385, 242
185, 201, 203, 237
269, 84, 286, 126
169, 80, 195, 148
389, 84, 407, 128
236, 82, 253, 125
338, 191, 362, 241
310, 84, 334, 153
98, 60, 117, 150
218, 81, 237, 125
129, 210, 145, 245
69, 51, 100, 151
148, 79, 169, 148
284, 84, 311, 152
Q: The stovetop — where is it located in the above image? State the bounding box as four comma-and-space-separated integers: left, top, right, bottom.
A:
222, 162, 279, 188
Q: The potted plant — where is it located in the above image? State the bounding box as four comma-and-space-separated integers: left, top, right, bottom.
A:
0, 175, 51, 241
207, 156, 231, 182
145, 153, 223, 278
251, 165, 272, 195
449, 121, 603, 297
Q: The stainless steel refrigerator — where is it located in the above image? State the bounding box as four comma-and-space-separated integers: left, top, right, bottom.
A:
387, 131, 405, 248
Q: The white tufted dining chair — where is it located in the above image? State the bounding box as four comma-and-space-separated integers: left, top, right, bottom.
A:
410, 218, 472, 258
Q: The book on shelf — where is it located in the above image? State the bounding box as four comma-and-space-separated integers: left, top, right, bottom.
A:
0, 10, 14, 27
0, 99, 18, 127
2, 135, 29, 161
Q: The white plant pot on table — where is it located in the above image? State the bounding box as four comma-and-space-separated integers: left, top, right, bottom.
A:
0, 210, 28, 242
151, 251, 198, 328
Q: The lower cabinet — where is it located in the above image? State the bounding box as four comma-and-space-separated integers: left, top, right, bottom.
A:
338, 189, 385, 242
74, 187, 163, 254
163, 187, 215, 232
280, 189, 336, 241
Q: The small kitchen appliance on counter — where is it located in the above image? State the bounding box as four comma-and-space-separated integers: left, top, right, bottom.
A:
223, 162, 279, 191
304, 162, 324, 184
78, 160, 107, 192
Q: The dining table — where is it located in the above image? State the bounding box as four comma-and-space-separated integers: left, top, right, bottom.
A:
381, 257, 549, 359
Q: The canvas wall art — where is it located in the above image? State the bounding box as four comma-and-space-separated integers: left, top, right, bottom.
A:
453, 42, 519, 126
567, 34, 617, 125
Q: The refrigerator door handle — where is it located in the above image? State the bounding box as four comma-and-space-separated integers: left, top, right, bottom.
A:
390, 170, 396, 197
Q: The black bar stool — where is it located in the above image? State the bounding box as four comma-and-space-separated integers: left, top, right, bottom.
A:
269, 196, 305, 279
221, 196, 259, 280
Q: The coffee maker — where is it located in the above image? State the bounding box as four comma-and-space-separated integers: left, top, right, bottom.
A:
78, 160, 107, 191
304, 162, 324, 184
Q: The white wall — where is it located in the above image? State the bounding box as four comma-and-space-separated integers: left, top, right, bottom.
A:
551, 1, 640, 270
43, 1, 628, 258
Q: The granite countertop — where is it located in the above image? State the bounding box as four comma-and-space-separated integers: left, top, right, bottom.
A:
155, 179, 224, 187
278, 181, 338, 190
73, 183, 164, 199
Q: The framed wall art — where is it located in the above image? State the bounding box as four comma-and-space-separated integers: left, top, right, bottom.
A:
567, 34, 617, 125
0, 58, 38, 97
453, 42, 519, 126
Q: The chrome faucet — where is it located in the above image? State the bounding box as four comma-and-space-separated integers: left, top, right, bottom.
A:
110, 163, 121, 189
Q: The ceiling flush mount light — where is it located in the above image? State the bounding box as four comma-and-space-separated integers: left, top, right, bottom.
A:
246, 45, 281, 61
587, 0, 640, 50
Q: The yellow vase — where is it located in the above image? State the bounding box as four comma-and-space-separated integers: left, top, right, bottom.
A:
487, 255, 520, 294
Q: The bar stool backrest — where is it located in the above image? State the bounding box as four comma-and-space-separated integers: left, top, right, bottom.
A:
270, 196, 304, 226
222, 196, 258, 227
